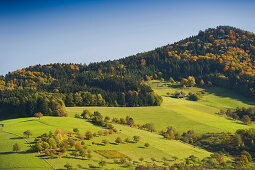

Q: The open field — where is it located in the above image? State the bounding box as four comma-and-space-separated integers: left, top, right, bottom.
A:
67, 81, 255, 135
0, 116, 211, 169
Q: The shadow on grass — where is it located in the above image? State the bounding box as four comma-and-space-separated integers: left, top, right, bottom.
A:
202, 87, 255, 106
138, 146, 145, 149
10, 136, 24, 140
0, 150, 32, 155
95, 143, 105, 146
167, 84, 183, 89
19, 119, 36, 123
110, 142, 118, 145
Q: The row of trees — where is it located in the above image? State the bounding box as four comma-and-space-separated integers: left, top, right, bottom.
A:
160, 124, 254, 165
219, 107, 255, 124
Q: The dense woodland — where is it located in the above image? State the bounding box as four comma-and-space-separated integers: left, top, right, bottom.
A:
1, 26, 255, 119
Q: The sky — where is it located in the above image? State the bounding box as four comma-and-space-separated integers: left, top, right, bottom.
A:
0, 0, 255, 75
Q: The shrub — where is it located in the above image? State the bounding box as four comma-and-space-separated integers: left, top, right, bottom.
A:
34, 112, 43, 119
102, 139, 109, 145
133, 136, 140, 143
98, 130, 103, 136
85, 131, 93, 140
188, 92, 201, 101
13, 143, 21, 152
79, 134, 85, 140
125, 137, 131, 143
73, 128, 79, 133
23, 130, 32, 138
115, 137, 122, 144
64, 163, 72, 170
74, 114, 80, 118
99, 160, 106, 167
144, 143, 150, 147
242, 115, 251, 125
88, 153, 93, 159
81, 109, 92, 119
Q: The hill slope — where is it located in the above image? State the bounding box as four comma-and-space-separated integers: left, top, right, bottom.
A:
1, 26, 255, 119
0, 116, 211, 169
67, 80, 255, 135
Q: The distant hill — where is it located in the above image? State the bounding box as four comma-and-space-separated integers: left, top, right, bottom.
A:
1, 26, 254, 119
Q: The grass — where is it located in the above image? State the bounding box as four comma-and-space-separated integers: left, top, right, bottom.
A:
67, 81, 255, 135
96, 150, 128, 158
0, 116, 211, 169
0, 130, 52, 169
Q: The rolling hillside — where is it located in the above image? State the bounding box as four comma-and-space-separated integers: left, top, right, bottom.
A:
0, 26, 255, 169
1, 26, 255, 119
68, 80, 255, 135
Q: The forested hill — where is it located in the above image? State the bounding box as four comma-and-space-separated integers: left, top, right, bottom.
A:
1, 26, 255, 119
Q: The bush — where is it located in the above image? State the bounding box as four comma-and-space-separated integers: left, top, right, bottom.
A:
13, 143, 21, 152
73, 128, 79, 133
74, 114, 81, 118
34, 112, 43, 119
115, 137, 122, 144
23, 130, 32, 138
64, 163, 73, 170
125, 137, 131, 143
102, 139, 109, 145
133, 136, 140, 143
85, 131, 93, 140
144, 143, 150, 147
188, 92, 202, 101
242, 115, 251, 125
81, 109, 92, 119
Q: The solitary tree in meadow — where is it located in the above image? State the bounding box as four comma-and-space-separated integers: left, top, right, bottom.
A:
102, 139, 109, 145
64, 163, 73, 170
115, 137, 122, 144
85, 131, 93, 140
133, 136, 140, 143
144, 143, 150, 147
139, 157, 144, 162
23, 130, 32, 138
13, 143, 21, 152
34, 112, 43, 119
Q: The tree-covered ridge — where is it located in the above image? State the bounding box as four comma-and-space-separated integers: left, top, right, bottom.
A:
167, 26, 255, 76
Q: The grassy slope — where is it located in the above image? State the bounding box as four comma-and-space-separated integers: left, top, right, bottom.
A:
67, 81, 255, 135
0, 131, 52, 170
0, 117, 104, 169
0, 116, 211, 169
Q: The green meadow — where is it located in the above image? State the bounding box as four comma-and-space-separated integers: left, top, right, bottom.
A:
0, 116, 211, 169
67, 81, 255, 135
0, 81, 254, 169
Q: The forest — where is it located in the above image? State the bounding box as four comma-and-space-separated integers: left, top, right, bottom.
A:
0, 26, 255, 119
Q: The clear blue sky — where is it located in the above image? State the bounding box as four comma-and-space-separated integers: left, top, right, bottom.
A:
0, 0, 254, 75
